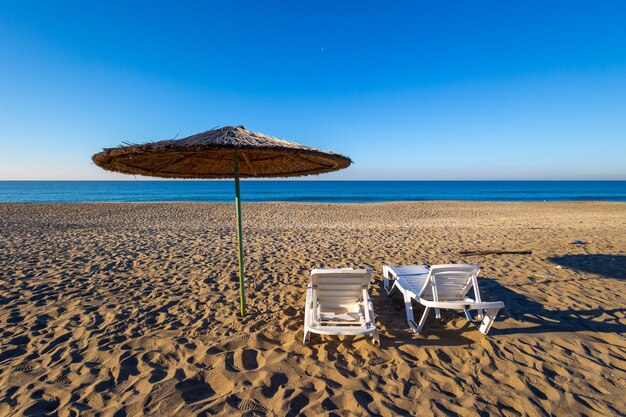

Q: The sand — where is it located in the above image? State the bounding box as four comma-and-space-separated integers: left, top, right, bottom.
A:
0, 201, 624, 417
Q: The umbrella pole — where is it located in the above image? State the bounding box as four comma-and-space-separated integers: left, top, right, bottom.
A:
234, 155, 246, 317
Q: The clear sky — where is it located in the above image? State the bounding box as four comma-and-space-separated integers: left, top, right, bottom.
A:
1, 1, 625, 180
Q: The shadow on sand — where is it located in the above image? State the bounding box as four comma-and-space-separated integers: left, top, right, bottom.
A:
296, 256, 626, 347
477, 272, 625, 336
366, 282, 481, 347
548, 254, 626, 280
374, 265, 625, 341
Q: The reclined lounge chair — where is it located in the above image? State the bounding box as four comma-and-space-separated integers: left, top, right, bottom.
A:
383, 264, 504, 335
303, 268, 380, 345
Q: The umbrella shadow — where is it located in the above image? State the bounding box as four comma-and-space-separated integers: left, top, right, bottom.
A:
547, 254, 626, 280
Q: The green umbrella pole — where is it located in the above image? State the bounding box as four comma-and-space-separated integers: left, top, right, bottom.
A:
234, 155, 246, 316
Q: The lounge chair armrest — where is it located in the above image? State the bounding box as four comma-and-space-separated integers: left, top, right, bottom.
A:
419, 298, 504, 310
311, 285, 320, 324
362, 288, 372, 324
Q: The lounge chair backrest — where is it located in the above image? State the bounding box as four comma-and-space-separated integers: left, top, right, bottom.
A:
419, 264, 481, 301
311, 268, 372, 304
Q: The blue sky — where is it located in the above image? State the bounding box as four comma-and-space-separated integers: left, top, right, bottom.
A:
1, 1, 625, 180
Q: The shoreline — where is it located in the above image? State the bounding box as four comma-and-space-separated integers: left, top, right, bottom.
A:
1, 200, 626, 204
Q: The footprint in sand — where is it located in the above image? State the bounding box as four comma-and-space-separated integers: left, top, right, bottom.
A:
52, 376, 72, 386
286, 393, 309, 417
15, 363, 34, 373
226, 395, 270, 416
261, 373, 288, 398
7, 309, 24, 324
287, 348, 306, 359
146, 379, 188, 416
368, 356, 391, 367
354, 390, 382, 417
175, 379, 215, 405
225, 349, 264, 373
351, 357, 366, 367
23, 396, 60, 416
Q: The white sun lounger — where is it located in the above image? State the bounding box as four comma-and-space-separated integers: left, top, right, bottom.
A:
383, 264, 504, 335
303, 268, 380, 345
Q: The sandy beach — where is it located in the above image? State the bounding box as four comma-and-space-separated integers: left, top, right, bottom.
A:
0, 201, 624, 417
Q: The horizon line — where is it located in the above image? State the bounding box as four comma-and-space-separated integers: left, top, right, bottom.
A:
1, 179, 625, 182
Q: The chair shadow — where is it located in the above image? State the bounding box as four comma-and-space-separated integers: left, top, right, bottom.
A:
547, 254, 626, 280
296, 256, 626, 348
478, 275, 625, 336
370, 286, 480, 347
371, 271, 625, 340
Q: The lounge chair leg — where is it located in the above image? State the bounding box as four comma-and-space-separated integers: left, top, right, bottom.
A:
464, 309, 473, 322
383, 268, 397, 296
372, 330, 380, 346
303, 284, 313, 345
478, 308, 499, 335
416, 307, 430, 334
435, 308, 441, 320
402, 292, 419, 332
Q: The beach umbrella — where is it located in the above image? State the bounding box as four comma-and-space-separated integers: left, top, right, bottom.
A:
92, 125, 351, 316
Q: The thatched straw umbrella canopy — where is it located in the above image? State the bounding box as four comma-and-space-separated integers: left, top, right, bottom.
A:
92, 125, 351, 178
92, 125, 352, 316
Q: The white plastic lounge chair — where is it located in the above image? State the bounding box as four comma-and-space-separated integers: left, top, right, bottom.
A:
383, 264, 504, 335
303, 268, 380, 345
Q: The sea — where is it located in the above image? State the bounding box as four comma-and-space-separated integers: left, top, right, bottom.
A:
0, 181, 625, 203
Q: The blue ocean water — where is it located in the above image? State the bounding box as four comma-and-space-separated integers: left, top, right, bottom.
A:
0, 181, 625, 203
